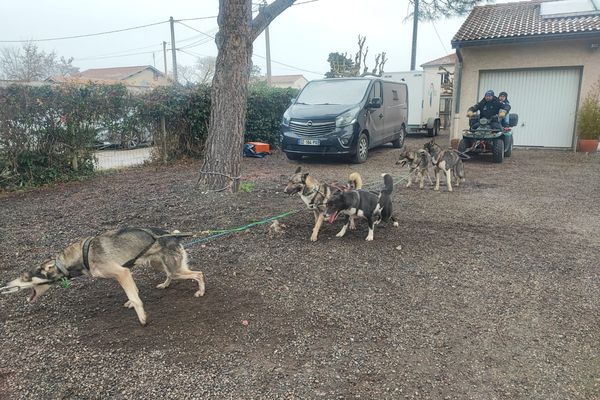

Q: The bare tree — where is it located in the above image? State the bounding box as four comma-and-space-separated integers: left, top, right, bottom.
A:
0, 42, 78, 81
177, 64, 199, 85
196, 56, 217, 84
200, 0, 296, 192
326, 35, 387, 78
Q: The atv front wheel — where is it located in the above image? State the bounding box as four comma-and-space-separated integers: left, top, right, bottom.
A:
492, 138, 504, 163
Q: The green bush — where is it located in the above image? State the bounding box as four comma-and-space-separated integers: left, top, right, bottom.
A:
0, 81, 297, 189
246, 83, 298, 146
577, 78, 600, 140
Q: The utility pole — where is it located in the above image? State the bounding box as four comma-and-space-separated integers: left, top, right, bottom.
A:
410, 0, 419, 70
260, 1, 272, 85
170, 16, 178, 83
163, 41, 168, 76
152, 52, 156, 68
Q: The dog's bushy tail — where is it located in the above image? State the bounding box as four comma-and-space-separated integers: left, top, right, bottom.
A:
381, 173, 393, 194
349, 172, 363, 189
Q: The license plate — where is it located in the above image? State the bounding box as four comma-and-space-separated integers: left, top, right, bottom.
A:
298, 139, 320, 146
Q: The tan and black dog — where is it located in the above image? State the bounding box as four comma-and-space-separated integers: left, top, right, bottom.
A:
423, 139, 466, 192
2, 227, 205, 326
284, 167, 362, 241
396, 146, 434, 189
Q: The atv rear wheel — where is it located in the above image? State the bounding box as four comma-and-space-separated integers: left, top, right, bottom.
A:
492, 138, 504, 163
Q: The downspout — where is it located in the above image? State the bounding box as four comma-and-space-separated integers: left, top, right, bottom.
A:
452, 46, 464, 144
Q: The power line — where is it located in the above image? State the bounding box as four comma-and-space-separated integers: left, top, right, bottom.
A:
178, 49, 212, 59
292, 0, 321, 5
72, 33, 207, 62
74, 50, 158, 62
0, 20, 169, 43
0, 15, 220, 43
252, 53, 323, 76
176, 21, 216, 40
431, 20, 450, 54
176, 16, 218, 21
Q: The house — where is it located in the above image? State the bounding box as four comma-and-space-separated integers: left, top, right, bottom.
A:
48, 65, 170, 89
254, 74, 308, 89
421, 53, 457, 129
451, 0, 600, 149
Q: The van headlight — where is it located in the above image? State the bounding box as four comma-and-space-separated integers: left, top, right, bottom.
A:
282, 109, 291, 127
336, 107, 359, 128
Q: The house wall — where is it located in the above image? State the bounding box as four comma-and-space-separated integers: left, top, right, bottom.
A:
452, 37, 600, 142
123, 69, 170, 87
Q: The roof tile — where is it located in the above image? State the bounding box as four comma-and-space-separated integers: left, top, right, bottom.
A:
453, 0, 600, 44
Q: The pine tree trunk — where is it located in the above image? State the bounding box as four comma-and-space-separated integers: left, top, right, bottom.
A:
201, 0, 296, 192
200, 0, 252, 192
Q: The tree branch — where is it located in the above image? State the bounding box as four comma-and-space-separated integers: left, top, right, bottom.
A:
251, 0, 297, 42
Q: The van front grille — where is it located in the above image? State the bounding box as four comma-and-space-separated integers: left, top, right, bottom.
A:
290, 120, 335, 136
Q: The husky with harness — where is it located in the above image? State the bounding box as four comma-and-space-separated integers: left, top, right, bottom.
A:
1, 227, 205, 326
284, 167, 362, 242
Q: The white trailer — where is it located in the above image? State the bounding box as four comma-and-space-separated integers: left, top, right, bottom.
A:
382, 70, 441, 137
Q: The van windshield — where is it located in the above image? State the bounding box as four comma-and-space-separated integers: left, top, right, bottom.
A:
296, 80, 371, 105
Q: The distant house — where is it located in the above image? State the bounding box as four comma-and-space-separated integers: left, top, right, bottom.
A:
451, 0, 600, 149
254, 74, 308, 89
421, 53, 457, 129
47, 65, 170, 89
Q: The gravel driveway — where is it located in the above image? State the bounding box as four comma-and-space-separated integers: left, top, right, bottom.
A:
1, 133, 599, 399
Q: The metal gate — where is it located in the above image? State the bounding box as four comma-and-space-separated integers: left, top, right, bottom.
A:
478, 68, 581, 147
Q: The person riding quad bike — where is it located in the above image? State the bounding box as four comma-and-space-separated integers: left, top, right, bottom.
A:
466, 90, 509, 131
498, 91, 511, 127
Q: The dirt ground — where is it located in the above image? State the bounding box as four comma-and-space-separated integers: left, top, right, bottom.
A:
1, 133, 599, 399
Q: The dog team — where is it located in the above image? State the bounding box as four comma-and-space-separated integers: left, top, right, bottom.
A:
2, 140, 463, 326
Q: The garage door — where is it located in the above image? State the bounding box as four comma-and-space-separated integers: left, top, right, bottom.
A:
478, 68, 581, 147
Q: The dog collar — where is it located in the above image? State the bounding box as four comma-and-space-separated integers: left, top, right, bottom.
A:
54, 259, 70, 277
82, 237, 94, 272
302, 186, 318, 197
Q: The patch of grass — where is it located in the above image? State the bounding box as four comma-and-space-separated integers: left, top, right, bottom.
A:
239, 181, 256, 193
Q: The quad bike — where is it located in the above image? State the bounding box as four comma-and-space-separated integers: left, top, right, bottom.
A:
458, 113, 518, 163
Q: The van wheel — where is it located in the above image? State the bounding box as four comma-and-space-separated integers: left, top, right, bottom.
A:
391, 126, 406, 148
285, 152, 302, 161
352, 133, 369, 163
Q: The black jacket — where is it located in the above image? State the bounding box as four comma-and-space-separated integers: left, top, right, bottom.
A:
500, 98, 511, 113
468, 96, 508, 119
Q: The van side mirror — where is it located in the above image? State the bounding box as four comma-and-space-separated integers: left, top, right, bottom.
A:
289, 97, 296, 105
368, 97, 382, 109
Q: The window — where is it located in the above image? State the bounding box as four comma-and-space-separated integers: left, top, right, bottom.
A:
540, 0, 600, 18
370, 81, 382, 101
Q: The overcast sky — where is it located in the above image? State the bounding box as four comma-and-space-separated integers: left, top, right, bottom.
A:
0, 0, 520, 80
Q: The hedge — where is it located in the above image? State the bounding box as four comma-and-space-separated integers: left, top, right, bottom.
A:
0, 82, 298, 189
